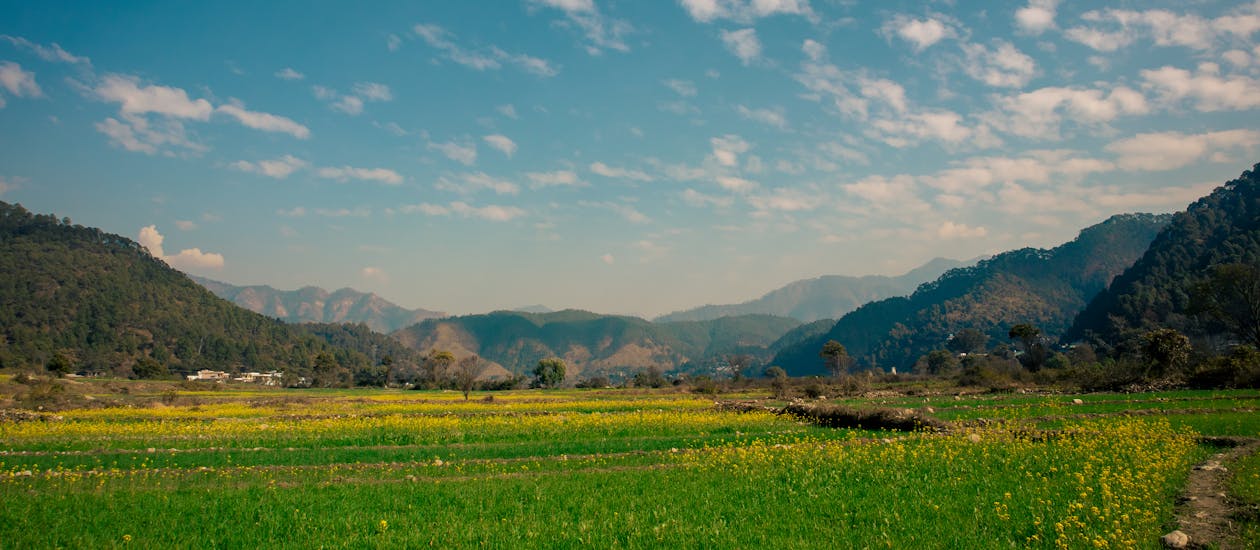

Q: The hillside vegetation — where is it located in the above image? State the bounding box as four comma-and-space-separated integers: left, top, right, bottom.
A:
773, 213, 1172, 374
0, 201, 384, 383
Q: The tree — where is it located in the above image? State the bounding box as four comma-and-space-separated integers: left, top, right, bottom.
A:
532, 358, 567, 389
632, 366, 666, 388
723, 354, 754, 382
1008, 324, 1047, 372
762, 366, 787, 380
819, 340, 850, 378
947, 328, 990, 355
311, 352, 351, 388
420, 350, 455, 389
45, 352, 74, 377
1191, 263, 1260, 347
379, 355, 395, 388
451, 355, 483, 400
132, 357, 168, 379
1139, 328, 1192, 377
918, 349, 959, 376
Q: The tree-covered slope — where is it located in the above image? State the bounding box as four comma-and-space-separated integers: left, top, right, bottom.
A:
1065, 164, 1260, 348
772, 213, 1172, 375
655, 257, 969, 323
392, 310, 801, 377
0, 201, 370, 379
193, 276, 445, 334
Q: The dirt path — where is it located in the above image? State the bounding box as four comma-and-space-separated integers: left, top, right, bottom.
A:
1168, 437, 1260, 549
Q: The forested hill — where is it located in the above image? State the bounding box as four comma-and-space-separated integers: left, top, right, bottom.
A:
1065, 164, 1260, 348
193, 276, 445, 334
392, 310, 802, 378
0, 201, 377, 380
654, 257, 969, 323
772, 212, 1173, 375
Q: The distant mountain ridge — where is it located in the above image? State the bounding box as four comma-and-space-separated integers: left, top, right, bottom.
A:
772, 213, 1173, 374
192, 277, 445, 334
654, 257, 972, 323
392, 309, 802, 379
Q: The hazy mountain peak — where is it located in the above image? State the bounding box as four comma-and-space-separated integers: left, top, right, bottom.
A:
191, 276, 444, 333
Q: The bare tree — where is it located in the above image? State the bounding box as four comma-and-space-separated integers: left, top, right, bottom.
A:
452, 355, 484, 400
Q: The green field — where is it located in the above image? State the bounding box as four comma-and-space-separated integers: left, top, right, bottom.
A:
3, 385, 1259, 548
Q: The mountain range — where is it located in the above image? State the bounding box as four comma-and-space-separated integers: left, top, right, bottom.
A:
393, 310, 803, 379
772, 212, 1174, 375
654, 257, 972, 323
192, 277, 445, 334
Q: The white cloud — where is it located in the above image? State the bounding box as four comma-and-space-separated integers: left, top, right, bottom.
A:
870, 110, 985, 148
352, 82, 392, 101
681, 188, 734, 208
678, 0, 814, 24
274, 67, 305, 80
483, 134, 517, 157
216, 103, 310, 139
314, 207, 371, 218
526, 170, 585, 188
167, 248, 226, 270
414, 23, 559, 77
736, 105, 787, 128
137, 225, 224, 271
497, 104, 518, 119
316, 166, 404, 185
435, 171, 519, 195
802, 39, 826, 62
387, 34, 403, 52
450, 201, 526, 222
961, 40, 1036, 88
96, 74, 212, 119
1015, 0, 1058, 35
531, 0, 633, 54
1141, 64, 1260, 112
601, 253, 615, 265
747, 188, 816, 212
0, 176, 20, 197
429, 141, 478, 165
985, 85, 1148, 140
590, 162, 654, 182
312, 82, 391, 116
276, 207, 306, 217
720, 28, 762, 65
0, 61, 41, 99
95, 114, 205, 155
1105, 129, 1260, 171
360, 266, 388, 282
0, 35, 89, 64
937, 221, 987, 239
881, 15, 954, 52
1066, 6, 1260, 52
230, 155, 308, 179
711, 134, 750, 167
716, 175, 757, 193
581, 200, 650, 223
175, 220, 197, 231
663, 79, 697, 97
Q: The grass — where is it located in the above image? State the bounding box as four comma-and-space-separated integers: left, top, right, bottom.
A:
0, 383, 1245, 548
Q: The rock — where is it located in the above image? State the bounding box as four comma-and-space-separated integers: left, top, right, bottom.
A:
432, 458, 444, 467
923, 406, 936, 414
967, 433, 982, 443
1160, 530, 1190, 548
1194, 460, 1227, 472
1072, 399, 1084, 405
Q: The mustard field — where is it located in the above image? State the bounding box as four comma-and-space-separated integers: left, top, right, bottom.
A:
3, 385, 1259, 548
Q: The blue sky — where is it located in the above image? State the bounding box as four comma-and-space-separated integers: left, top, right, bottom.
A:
2, 0, 1259, 318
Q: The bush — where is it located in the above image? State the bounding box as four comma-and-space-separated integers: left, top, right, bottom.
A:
1188, 346, 1260, 389
689, 375, 719, 395
576, 375, 610, 389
